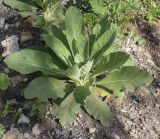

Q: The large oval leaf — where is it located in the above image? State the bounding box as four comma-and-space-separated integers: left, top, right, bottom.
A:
95, 66, 153, 92
85, 93, 114, 126
91, 31, 116, 66
73, 84, 90, 104
55, 93, 81, 126
51, 25, 70, 48
43, 34, 73, 66
90, 29, 115, 58
65, 6, 85, 58
90, 86, 111, 97
24, 77, 66, 101
4, 0, 37, 11
4, 49, 59, 75
93, 51, 129, 76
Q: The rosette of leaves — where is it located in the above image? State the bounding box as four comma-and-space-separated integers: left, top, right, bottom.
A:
4, 0, 65, 27
4, 7, 153, 126
0, 73, 10, 91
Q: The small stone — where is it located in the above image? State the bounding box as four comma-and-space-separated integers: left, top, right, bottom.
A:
120, 109, 128, 113
23, 78, 28, 82
0, 18, 5, 29
10, 124, 15, 128
4, 24, 9, 31
17, 114, 30, 124
89, 128, 96, 134
79, 114, 82, 118
113, 133, 120, 139
1, 35, 19, 57
24, 132, 30, 138
32, 124, 41, 135
10, 127, 20, 134
125, 48, 131, 52
2, 131, 18, 139
20, 32, 33, 43
3, 68, 9, 74
11, 75, 27, 86
17, 108, 22, 112
132, 47, 138, 52
73, 122, 78, 126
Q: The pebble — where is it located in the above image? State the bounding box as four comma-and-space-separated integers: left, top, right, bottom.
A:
89, 128, 96, 134
73, 122, 78, 126
20, 31, 33, 43
113, 133, 121, 139
2, 131, 18, 139
10, 127, 20, 134
4, 23, 9, 30
32, 123, 41, 135
10, 75, 27, 87
24, 132, 30, 138
125, 47, 131, 52
3, 68, 10, 74
17, 114, 30, 124
79, 114, 82, 118
1, 35, 19, 57
0, 18, 5, 28
132, 47, 138, 52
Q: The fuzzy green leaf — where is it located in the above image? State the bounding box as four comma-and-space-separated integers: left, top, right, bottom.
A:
90, 86, 112, 97
80, 60, 93, 78
73, 85, 90, 104
91, 29, 114, 58
4, 0, 37, 11
64, 64, 80, 81
43, 34, 73, 66
85, 93, 114, 126
93, 51, 129, 76
0, 73, 10, 91
95, 66, 153, 92
50, 25, 70, 50
65, 6, 85, 58
24, 76, 66, 101
4, 49, 59, 75
91, 30, 116, 66
55, 93, 81, 126
92, 17, 111, 38
73, 35, 87, 63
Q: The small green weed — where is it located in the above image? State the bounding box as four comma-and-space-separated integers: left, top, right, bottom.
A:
0, 123, 5, 139
0, 73, 10, 91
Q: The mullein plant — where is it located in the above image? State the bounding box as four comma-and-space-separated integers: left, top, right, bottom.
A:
4, 7, 153, 126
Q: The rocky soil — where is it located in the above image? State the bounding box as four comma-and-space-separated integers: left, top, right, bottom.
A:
0, 1, 160, 139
